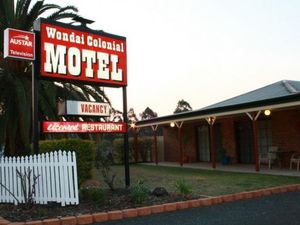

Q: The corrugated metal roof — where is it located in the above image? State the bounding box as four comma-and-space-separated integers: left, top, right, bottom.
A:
136, 80, 300, 127
201, 80, 300, 110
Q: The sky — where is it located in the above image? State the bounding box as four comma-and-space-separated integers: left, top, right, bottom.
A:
40, 0, 300, 117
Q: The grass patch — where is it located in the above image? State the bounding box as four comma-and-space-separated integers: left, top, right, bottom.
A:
95, 164, 300, 196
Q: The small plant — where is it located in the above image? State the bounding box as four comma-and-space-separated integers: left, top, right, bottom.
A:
175, 179, 193, 196
80, 188, 107, 205
130, 180, 150, 204
95, 140, 116, 191
0, 168, 39, 208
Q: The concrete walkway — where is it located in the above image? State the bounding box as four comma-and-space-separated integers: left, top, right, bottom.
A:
142, 162, 300, 177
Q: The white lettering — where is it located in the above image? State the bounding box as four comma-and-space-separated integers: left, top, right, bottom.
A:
111, 54, 122, 81
44, 43, 67, 74
82, 49, 96, 78
97, 52, 109, 80
68, 47, 81, 76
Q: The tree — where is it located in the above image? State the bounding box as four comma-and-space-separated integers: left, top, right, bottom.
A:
0, 0, 111, 156
174, 99, 192, 113
140, 107, 158, 120
127, 108, 138, 124
109, 108, 123, 122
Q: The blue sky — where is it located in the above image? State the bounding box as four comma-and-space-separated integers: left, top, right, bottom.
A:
41, 0, 300, 116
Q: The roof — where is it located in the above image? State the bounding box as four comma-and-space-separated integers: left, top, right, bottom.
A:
202, 80, 300, 110
136, 80, 300, 127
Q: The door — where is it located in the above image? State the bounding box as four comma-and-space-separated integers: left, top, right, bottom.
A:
197, 125, 210, 162
235, 121, 254, 163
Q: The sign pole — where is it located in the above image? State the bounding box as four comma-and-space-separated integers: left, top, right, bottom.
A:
123, 86, 130, 187
32, 31, 40, 154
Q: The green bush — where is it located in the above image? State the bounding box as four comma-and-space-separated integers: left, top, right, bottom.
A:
175, 179, 193, 196
137, 137, 153, 162
112, 137, 153, 163
39, 138, 96, 184
112, 138, 133, 164
130, 180, 150, 204
80, 188, 107, 205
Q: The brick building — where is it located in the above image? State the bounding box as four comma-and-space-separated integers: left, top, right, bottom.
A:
135, 80, 300, 171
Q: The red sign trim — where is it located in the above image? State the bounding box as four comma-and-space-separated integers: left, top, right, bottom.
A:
43, 121, 127, 133
36, 19, 127, 87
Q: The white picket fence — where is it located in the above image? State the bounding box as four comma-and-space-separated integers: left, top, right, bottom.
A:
0, 150, 79, 206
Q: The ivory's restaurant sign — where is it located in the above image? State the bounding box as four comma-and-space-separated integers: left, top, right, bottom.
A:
37, 19, 127, 86
43, 121, 126, 133
3, 28, 35, 60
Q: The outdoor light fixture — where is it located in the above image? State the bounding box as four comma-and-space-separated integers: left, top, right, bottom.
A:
170, 122, 175, 128
264, 109, 271, 116
130, 123, 136, 128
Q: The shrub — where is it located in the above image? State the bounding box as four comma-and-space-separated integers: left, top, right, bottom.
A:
130, 180, 150, 204
112, 137, 153, 163
137, 137, 153, 162
80, 188, 107, 205
112, 138, 133, 164
175, 179, 193, 196
39, 138, 96, 184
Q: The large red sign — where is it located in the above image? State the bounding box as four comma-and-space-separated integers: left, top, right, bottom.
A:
43, 121, 126, 133
38, 19, 127, 86
3, 28, 35, 60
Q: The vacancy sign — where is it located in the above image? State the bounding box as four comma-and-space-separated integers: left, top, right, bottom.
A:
43, 121, 126, 133
38, 19, 127, 86
3, 28, 35, 60
63, 100, 110, 116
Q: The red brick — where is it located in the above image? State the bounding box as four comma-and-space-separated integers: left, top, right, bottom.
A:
262, 189, 272, 196
234, 192, 244, 200
42, 219, 60, 225
8, 223, 25, 225
0, 219, 10, 225
202, 198, 213, 206
136, 207, 151, 216
176, 201, 189, 210
222, 194, 235, 202
243, 192, 254, 199
76, 215, 93, 225
122, 209, 138, 218
107, 210, 123, 221
287, 185, 297, 192
188, 199, 200, 208
92, 212, 108, 223
271, 187, 281, 194
210, 197, 223, 205
163, 203, 177, 212
150, 205, 164, 214
60, 216, 77, 225
25, 221, 43, 225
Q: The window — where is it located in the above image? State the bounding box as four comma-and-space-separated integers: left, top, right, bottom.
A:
258, 120, 272, 154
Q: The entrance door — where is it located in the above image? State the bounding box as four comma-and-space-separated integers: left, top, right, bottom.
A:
197, 126, 210, 162
235, 121, 254, 163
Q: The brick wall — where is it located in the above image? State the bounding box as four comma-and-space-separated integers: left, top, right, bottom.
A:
272, 108, 300, 152
163, 107, 300, 165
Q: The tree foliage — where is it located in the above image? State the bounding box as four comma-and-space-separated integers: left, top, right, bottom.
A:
0, 0, 110, 155
174, 99, 192, 113
139, 107, 158, 120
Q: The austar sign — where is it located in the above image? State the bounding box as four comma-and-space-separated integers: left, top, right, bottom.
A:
38, 20, 127, 87
3, 28, 35, 60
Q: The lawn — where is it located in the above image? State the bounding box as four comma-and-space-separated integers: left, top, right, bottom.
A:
96, 164, 300, 197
